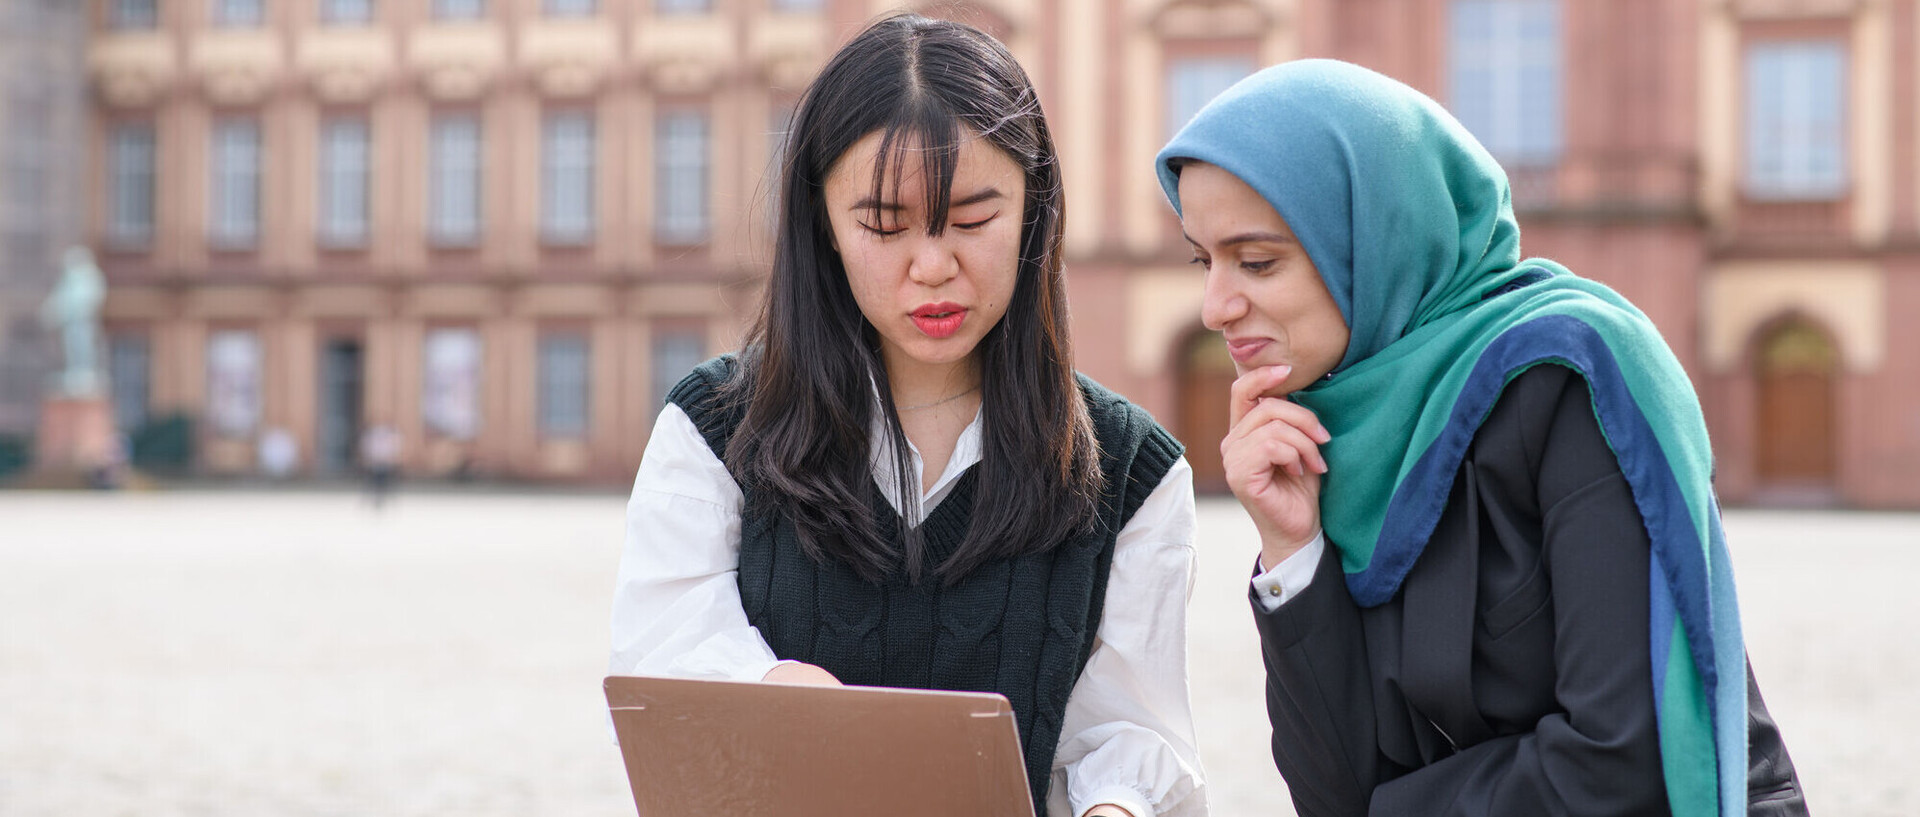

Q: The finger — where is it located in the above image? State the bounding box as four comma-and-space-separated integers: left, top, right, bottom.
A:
1224, 425, 1311, 480
1242, 400, 1330, 470
1223, 401, 1331, 467
1228, 396, 1332, 448
1228, 365, 1292, 426
1252, 418, 1328, 475
1224, 417, 1328, 481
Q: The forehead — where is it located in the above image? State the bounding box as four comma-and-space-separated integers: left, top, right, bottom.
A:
1177, 162, 1292, 236
824, 127, 1022, 203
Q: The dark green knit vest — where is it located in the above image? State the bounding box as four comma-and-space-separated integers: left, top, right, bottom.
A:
667, 355, 1181, 813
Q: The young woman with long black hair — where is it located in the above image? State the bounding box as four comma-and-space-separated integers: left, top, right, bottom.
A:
609, 14, 1206, 817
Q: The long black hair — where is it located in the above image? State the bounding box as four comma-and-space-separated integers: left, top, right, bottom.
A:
723, 12, 1100, 585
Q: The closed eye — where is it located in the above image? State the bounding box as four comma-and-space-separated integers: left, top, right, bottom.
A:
953, 212, 999, 230
859, 222, 907, 237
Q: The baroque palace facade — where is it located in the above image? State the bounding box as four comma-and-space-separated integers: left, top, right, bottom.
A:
72, 0, 1920, 506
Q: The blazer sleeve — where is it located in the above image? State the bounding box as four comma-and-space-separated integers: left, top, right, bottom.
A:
1249, 540, 1378, 817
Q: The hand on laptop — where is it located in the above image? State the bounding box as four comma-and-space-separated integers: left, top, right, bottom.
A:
761, 661, 844, 686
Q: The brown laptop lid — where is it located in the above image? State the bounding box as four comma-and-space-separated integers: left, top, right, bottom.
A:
605, 675, 1037, 817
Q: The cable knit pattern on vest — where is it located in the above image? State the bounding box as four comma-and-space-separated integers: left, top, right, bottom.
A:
666, 354, 1181, 813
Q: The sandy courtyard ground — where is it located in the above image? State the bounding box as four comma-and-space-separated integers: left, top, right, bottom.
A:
1, 490, 1911, 816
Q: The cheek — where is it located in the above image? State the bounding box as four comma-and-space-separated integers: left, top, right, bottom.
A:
969, 228, 1024, 307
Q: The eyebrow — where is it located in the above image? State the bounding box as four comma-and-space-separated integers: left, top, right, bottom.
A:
849, 187, 1006, 212
1182, 230, 1299, 248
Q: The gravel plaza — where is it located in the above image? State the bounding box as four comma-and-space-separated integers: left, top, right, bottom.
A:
1, 490, 1912, 816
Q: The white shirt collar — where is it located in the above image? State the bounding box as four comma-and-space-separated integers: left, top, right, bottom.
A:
865, 379, 985, 520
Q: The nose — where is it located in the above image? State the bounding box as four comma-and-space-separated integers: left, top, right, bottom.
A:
1200, 265, 1247, 331
905, 232, 960, 288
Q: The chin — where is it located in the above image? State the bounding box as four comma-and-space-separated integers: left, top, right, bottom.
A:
899, 339, 979, 367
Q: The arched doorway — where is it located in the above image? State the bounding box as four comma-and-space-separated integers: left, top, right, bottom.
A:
1754, 318, 1838, 488
1175, 329, 1236, 494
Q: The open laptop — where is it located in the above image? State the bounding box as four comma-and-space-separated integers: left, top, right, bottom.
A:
604, 675, 1037, 817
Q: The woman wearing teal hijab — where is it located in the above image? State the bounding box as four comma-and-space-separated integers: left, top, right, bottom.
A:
1157, 60, 1806, 817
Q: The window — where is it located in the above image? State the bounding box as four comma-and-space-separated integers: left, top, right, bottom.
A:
651, 328, 705, 420
210, 119, 260, 249
110, 334, 151, 432
769, 0, 822, 11
109, 124, 156, 247
656, 0, 710, 13
320, 0, 373, 24
212, 0, 264, 26
1448, 0, 1563, 165
1165, 56, 1253, 139
538, 332, 590, 437
114, 0, 158, 28
1745, 40, 1847, 200
430, 113, 481, 246
423, 328, 481, 440
319, 118, 369, 247
542, 112, 595, 244
206, 330, 261, 437
433, 0, 484, 19
543, 0, 594, 16
656, 110, 709, 245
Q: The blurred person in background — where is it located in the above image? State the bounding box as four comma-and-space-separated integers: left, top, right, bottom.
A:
608, 14, 1206, 817
259, 427, 298, 481
360, 422, 400, 509
1156, 60, 1805, 817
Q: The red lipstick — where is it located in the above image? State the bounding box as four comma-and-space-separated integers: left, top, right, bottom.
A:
911, 302, 967, 339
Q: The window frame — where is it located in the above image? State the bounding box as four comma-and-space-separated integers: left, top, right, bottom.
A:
541, 109, 597, 246
211, 0, 265, 27
107, 121, 158, 249
432, 0, 486, 20
654, 105, 710, 246
1741, 35, 1851, 202
319, 0, 375, 25
536, 330, 591, 439
422, 326, 483, 440
1446, 0, 1565, 168
112, 0, 160, 29
649, 321, 707, 421
208, 116, 262, 250
317, 115, 372, 249
428, 110, 484, 248
542, 0, 596, 17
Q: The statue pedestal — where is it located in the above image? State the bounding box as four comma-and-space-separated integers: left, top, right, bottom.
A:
36, 396, 117, 473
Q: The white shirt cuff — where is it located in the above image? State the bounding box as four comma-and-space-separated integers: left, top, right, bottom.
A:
1077, 784, 1155, 817
1251, 531, 1326, 613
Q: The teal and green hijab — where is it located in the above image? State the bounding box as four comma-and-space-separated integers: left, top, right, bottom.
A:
1157, 60, 1747, 817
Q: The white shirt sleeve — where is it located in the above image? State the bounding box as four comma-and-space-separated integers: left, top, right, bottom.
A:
1251, 531, 1327, 613
1052, 456, 1208, 817
607, 404, 785, 684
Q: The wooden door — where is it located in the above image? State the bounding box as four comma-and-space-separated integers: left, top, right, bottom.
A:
1176, 331, 1237, 494
1756, 322, 1837, 484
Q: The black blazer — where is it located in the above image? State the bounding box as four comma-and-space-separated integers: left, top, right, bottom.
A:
1252, 365, 1807, 817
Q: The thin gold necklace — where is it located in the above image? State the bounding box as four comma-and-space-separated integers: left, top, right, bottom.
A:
896, 385, 979, 412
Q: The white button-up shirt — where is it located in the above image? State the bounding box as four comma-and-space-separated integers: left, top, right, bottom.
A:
609, 401, 1208, 817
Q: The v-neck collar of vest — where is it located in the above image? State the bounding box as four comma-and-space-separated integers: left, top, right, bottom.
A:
865, 464, 981, 564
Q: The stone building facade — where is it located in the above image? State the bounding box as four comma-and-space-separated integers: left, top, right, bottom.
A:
75, 0, 1920, 506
